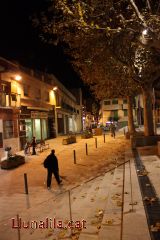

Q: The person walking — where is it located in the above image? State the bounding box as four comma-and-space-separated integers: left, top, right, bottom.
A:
110, 122, 116, 138
24, 141, 30, 155
31, 136, 36, 155
43, 149, 62, 189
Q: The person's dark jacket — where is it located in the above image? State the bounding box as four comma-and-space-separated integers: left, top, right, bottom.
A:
44, 153, 59, 171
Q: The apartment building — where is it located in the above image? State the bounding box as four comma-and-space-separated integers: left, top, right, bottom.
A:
0, 57, 82, 153
99, 98, 130, 128
100, 93, 160, 129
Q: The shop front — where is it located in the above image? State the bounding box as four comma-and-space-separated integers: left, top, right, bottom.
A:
19, 108, 51, 149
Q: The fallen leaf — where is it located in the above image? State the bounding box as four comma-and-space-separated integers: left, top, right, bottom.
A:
97, 224, 101, 229
58, 230, 66, 238
105, 219, 114, 225
91, 219, 100, 225
150, 222, 160, 232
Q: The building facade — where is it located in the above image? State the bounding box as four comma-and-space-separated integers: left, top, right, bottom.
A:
99, 98, 129, 128
100, 93, 160, 129
0, 57, 82, 155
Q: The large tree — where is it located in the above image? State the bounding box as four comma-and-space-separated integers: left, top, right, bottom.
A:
32, 0, 160, 136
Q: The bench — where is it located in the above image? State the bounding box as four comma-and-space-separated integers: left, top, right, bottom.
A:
40, 141, 50, 151
25, 140, 50, 154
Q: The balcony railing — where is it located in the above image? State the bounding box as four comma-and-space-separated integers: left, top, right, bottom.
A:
0, 92, 21, 108
103, 104, 128, 111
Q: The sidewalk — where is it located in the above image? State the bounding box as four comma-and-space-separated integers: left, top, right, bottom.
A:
0, 132, 159, 239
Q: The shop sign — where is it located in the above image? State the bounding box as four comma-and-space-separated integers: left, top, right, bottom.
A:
31, 111, 48, 119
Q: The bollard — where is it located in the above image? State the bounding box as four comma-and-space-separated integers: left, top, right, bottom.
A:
86, 143, 88, 155
95, 138, 97, 148
24, 173, 28, 194
73, 150, 76, 164
104, 134, 105, 143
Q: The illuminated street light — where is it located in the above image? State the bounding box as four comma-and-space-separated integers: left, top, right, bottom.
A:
140, 29, 151, 45
53, 86, 58, 91
142, 29, 148, 36
52, 86, 58, 137
15, 75, 22, 81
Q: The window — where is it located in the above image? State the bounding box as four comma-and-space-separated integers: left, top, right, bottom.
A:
123, 99, 127, 104
124, 109, 128, 116
36, 89, 41, 100
110, 110, 118, 121
112, 99, 118, 104
44, 91, 49, 102
104, 100, 110, 105
0, 92, 6, 106
11, 94, 17, 101
23, 84, 29, 97
56, 93, 61, 106
3, 120, 14, 139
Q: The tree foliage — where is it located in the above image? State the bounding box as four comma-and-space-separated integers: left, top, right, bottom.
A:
32, 0, 160, 99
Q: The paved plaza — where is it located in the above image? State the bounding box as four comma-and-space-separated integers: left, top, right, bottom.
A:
0, 132, 159, 240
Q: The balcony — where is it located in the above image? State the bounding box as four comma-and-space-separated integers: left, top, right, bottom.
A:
103, 103, 128, 111
0, 92, 21, 108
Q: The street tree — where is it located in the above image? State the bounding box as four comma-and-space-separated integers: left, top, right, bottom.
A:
32, 0, 160, 136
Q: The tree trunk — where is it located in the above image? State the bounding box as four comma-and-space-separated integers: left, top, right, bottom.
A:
142, 87, 154, 136
127, 96, 135, 135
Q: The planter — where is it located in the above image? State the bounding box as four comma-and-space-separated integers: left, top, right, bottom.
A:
93, 128, 102, 136
62, 136, 76, 145
1, 155, 25, 169
81, 133, 93, 139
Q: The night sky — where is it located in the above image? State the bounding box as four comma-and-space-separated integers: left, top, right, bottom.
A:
0, 0, 83, 89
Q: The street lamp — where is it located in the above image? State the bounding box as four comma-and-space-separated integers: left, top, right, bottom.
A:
153, 88, 157, 134
52, 86, 58, 137
53, 86, 58, 91
15, 75, 22, 81
142, 29, 148, 36
141, 28, 152, 45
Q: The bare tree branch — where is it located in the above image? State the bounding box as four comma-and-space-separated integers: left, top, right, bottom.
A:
129, 0, 148, 28
146, 0, 152, 13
